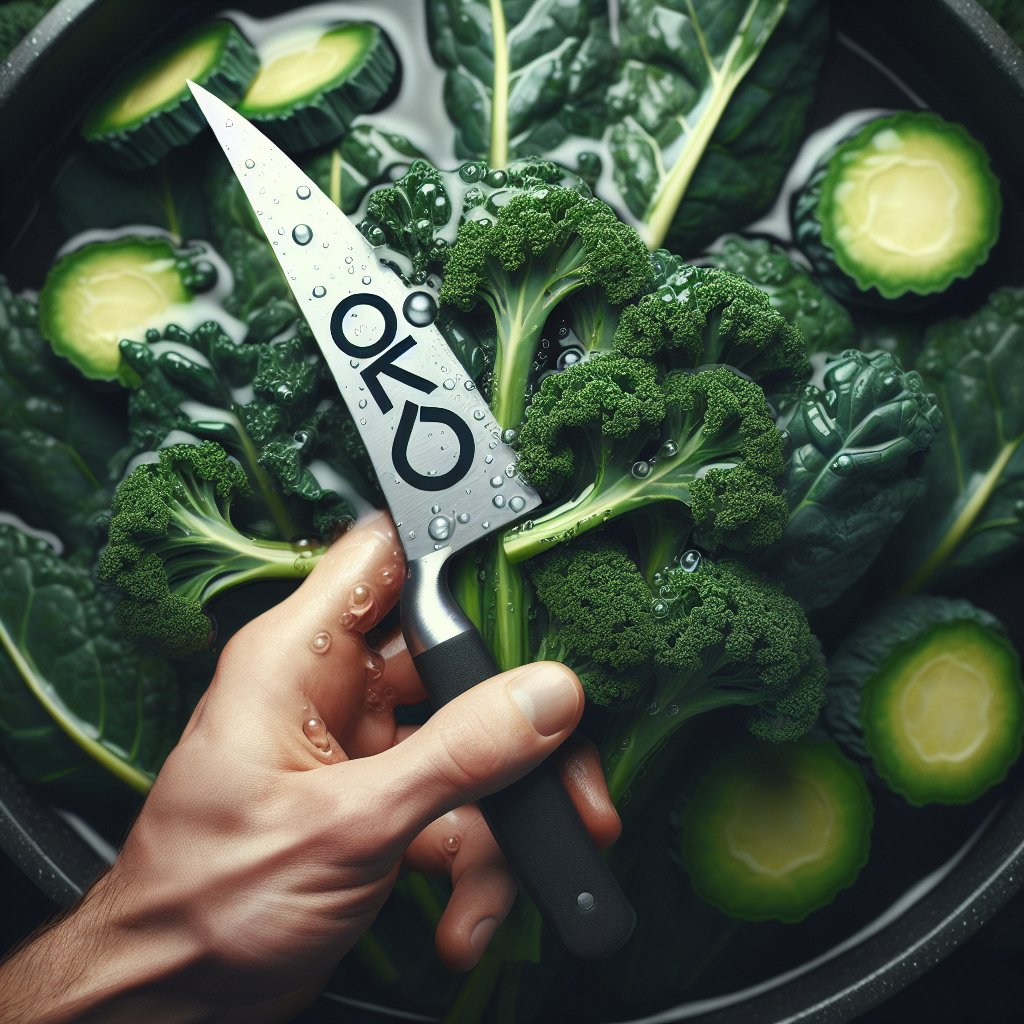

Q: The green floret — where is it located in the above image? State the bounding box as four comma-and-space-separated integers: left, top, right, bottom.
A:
605, 559, 828, 802
613, 254, 810, 383
98, 442, 327, 657
439, 187, 652, 434
530, 539, 660, 707
507, 363, 787, 562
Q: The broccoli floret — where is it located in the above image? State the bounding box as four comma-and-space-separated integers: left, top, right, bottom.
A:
97, 442, 325, 657
604, 558, 828, 802
613, 253, 810, 383
530, 540, 660, 708
506, 362, 787, 562
439, 186, 652, 433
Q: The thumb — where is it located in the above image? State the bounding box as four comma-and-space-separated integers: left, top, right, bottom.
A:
336, 662, 583, 848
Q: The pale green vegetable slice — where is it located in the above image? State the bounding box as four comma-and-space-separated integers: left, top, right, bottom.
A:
678, 739, 872, 923
237, 23, 397, 151
83, 21, 258, 169
795, 112, 1001, 303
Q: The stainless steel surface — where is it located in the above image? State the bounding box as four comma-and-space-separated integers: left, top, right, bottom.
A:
400, 549, 472, 655
187, 82, 542, 564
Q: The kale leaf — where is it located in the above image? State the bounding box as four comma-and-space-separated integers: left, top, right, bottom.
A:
0, 522, 182, 795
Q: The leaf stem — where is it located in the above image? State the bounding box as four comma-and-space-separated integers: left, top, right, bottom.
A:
489, 0, 510, 167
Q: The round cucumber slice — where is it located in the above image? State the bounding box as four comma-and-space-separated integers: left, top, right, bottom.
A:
237, 23, 398, 151
38, 236, 197, 382
83, 21, 258, 170
827, 597, 1024, 806
678, 740, 872, 923
794, 112, 1002, 304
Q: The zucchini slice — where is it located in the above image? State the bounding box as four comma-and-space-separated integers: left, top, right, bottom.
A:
83, 20, 258, 170
237, 23, 398, 152
38, 236, 210, 382
827, 597, 1023, 806
677, 740, 872, 923
794, 112, 1002, 304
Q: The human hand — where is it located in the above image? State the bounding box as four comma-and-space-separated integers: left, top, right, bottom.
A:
0, 512, 620, 1023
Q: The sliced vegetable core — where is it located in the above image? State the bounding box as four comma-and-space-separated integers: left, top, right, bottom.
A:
102, 36, 222, 129
39, 238, 191, 381
242, 29, 364, 111
863, 622, 1021, 802
679, 740, 872, 923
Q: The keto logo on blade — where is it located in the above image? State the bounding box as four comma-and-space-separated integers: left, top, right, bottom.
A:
331, 293, 475, 492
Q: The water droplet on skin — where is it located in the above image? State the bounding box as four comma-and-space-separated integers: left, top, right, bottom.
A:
490, 476, 503, 488
403, 291, 438, 327
312, 285, 326, 298
493, 495, 506, 508
680, 550, 702, 573
296, 184, 311, 200
244, 158, 255, 169
378, 567, 397, 586
444, 834, 461, 854
352, 584, 371, 606
310, 631, 332, 653
428, 515, 453, 541
339, 611, 357, 628
631, 461, 651, 479
303, 717, 331, 752
509, 496, 526, 513
457, 512, 471, 524
365, 651, 385, 680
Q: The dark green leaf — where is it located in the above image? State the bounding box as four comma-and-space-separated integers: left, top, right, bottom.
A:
0, 277, 127, 552
886, 288, 1024, 592
0, 523, 182, 795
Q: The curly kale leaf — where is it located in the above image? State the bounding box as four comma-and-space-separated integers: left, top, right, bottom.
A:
0, 522, 182, 795
884, 289, 1024, 592
426, 0, 615, 164
0, 278, 127, 552
121, 320, 380, 536
702, 234, 855, 355
604, 0, 828, 251
760, 349, 942, 609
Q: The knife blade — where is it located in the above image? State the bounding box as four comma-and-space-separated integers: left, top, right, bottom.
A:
188, 81, 635, 960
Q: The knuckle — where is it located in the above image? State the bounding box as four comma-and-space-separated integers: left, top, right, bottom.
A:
432, 705, 506, 793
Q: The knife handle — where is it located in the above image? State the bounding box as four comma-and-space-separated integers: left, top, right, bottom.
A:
412, 628, 636, 961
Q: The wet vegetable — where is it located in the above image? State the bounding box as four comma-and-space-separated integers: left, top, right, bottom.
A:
827, 597, 1023, 805
677, 739, 873, 922
38, 236, 216, 382
238, 22, 398, 150
82, 20, 258, 169
794, 112, 1002, 303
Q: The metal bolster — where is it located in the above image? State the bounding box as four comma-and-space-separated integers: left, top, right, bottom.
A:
401, 549, 471, 655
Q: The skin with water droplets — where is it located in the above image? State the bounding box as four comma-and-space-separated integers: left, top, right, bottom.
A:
444, 834, 462, 855
310, 631, 332, 653
302, 717, 331, 753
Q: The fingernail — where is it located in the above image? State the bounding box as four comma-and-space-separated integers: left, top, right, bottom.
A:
470, 917, 498, 957
510, 666, 580, 737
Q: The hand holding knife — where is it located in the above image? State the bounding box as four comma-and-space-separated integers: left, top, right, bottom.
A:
188, 81, 635, 960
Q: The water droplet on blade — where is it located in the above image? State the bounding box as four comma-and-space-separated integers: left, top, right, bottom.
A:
292, 224, 313, 246
403, 291, 438, 327
428, 515, 453, 542
244, 158, 255, 169
296, 184, 311, 200
509, 496, 526, 513
312, 285, 326, 298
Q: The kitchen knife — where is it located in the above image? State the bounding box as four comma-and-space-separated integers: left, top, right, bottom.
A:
188, 81, 635, 960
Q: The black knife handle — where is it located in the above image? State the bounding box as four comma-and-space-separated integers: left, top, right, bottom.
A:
413, 628, 636, 961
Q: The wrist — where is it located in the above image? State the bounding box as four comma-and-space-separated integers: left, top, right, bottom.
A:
0, 864, 222, 1024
